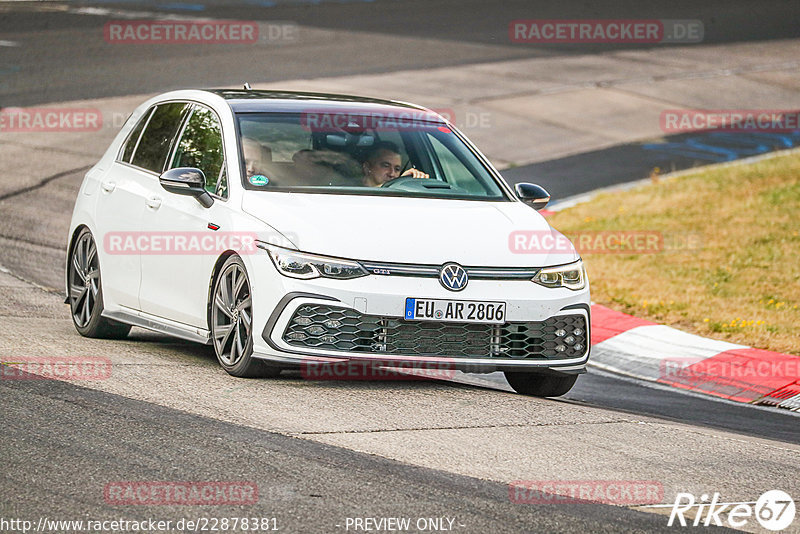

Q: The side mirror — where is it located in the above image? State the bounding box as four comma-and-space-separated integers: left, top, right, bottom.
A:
159, 167, 214, 208
515, 183, 550, 211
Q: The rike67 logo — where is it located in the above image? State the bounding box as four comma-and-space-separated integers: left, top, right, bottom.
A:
669, 490, 795, 531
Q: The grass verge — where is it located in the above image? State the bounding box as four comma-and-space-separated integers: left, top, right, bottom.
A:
548, 151, 800, 356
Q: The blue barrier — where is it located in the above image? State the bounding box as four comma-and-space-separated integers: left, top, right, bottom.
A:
643, 131, 800, 162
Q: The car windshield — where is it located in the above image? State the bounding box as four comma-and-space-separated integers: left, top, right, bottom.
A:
235, 111, 508, 200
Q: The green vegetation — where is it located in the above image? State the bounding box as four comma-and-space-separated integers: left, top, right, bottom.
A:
549, 151, 800, 356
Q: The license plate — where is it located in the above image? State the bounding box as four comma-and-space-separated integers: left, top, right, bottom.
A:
404, 298, 506, 324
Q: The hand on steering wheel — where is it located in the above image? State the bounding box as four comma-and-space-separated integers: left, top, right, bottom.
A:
401, 167, 429, 179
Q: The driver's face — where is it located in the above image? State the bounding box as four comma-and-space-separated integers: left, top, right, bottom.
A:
364, 150, 402, 185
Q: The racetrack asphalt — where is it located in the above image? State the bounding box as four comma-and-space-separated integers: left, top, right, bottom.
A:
3, 0, 800, 107
3, 372, 701, 533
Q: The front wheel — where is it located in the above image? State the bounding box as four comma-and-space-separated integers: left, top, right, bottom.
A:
504, 371, 578, 397
68, 229, 131, 339
211, 255, 280, 378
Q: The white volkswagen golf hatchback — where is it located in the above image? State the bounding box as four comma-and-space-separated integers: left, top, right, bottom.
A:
67, 89, 590, 396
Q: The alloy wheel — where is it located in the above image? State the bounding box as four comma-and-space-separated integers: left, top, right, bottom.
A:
212, 262, 253, 367
69, 232, 100, 328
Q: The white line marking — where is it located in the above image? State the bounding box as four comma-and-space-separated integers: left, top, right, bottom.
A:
587, 366, 800, 418
0, 40, 20, 47
69, 6, 215, 21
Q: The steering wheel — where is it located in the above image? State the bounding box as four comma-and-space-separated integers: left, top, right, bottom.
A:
380, 176, 451, 189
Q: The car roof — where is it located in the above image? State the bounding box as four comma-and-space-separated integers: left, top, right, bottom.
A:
205, 89, 446, 122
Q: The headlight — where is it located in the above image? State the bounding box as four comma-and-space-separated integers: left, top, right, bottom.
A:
257, 243, 368, 280
533, 260, 586, 290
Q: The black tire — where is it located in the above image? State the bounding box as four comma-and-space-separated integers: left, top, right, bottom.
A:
67, 228, 131, 339
504, 371, 578, 397
210, 255, 280, 378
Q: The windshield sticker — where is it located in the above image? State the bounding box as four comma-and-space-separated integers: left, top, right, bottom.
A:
249, 174, 269, 186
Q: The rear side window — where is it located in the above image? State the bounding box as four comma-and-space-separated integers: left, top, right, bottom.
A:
120, 107, 153, 163
130, 102, 189, 173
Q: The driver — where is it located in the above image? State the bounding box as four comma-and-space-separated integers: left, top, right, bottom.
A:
361, 141, 429, 187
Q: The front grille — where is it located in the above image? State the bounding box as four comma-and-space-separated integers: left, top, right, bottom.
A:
497, 315, 586, 358
282, 304, 587, 360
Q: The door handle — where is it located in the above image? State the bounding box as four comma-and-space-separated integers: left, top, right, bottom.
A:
101, 181, 116, 193
145, 197, 162, 210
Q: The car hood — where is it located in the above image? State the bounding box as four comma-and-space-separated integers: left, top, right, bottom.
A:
242, 193, 578, 267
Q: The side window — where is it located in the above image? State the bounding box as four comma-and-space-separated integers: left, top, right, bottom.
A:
130, 102, 189, 173
170, 105, 226, 197
120, 107, 153, 163
426, 133, 485, 194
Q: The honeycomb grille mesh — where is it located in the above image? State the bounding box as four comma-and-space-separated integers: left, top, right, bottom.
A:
282, 304, 587, 360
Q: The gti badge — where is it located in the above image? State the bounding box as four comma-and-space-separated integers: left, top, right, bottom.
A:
439, 263, 468, 291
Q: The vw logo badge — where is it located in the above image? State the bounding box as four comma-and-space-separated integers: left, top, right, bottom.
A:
439, 263, 468, 291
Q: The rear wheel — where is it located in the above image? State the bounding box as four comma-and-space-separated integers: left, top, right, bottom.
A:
504, 371, 578, 397
68, 228, 131, 339
211, 255, 280, 378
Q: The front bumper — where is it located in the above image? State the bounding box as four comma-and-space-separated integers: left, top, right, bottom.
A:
249, 267, 591, 374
